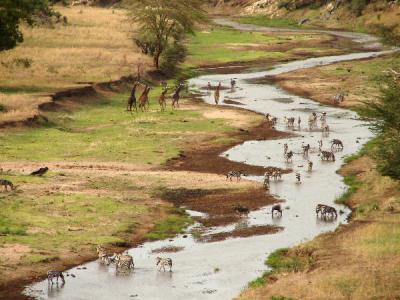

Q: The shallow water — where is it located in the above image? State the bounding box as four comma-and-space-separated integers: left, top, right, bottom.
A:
24, 21, 393, 300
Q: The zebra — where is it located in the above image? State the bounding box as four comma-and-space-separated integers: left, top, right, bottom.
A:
115, 253, 134, 270
47, 270, 65, 284
308, 113, 318, 129
308, 161, 313, 172
156, 257, 172, 272
272, 170, 282, 181
0, 179, 14, 191
283, 143, 288, 155
318, 139, 323, 150
284, 151, 293, 163
96, 245, 113, 265
315, 204, 328, 216
295, 172, 301, 184
331, 139, 344, 150
234, 205, 249, 214
263, 174, 270, 190
297, 117, 301, 128
230, 78, 236, 89
302, 143, 310, 156
333, 92, 345, 105
319, 150, 335, 161
271, 204, 282, 217
226, 171, 243, 181
321, 205, 338, 219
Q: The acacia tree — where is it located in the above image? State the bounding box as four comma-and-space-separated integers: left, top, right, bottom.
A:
0, 0, 56, 51
130, 0, 207, 69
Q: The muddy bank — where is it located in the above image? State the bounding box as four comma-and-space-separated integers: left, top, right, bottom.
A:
161, 187, 277, 227
165, 101, 291, 177
198, 225, 283, 243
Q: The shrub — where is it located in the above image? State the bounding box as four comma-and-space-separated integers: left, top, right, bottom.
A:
159, 42, 187, 77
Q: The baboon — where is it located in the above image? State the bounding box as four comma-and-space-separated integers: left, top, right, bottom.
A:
138, 85, 151, 112
127, 82, 140, 112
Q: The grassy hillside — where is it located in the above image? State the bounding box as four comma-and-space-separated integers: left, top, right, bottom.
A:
0, 6, 150, 124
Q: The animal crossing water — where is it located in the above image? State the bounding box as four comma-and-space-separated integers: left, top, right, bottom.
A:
24, 21, 394, 300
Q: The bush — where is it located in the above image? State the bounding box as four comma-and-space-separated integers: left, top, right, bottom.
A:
159, 42, 187, 77
349, 0, 369, 16
375, 24, 400, 47
360, 71, 400, 179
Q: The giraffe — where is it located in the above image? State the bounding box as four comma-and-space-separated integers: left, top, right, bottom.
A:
127, 82, 140, 112
138, 85, 151, 112
172, 83, 184, 109
214, 82, 221, 105
159, 87, 169, 112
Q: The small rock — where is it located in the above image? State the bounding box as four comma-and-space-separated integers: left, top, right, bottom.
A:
130, 295, 138, 298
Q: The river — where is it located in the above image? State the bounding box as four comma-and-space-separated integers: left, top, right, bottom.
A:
24, 19, 395, 300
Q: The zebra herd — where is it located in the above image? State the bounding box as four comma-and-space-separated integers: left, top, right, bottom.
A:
47, 246, 173, 285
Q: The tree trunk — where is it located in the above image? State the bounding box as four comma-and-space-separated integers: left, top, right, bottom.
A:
154, 50, 161, 69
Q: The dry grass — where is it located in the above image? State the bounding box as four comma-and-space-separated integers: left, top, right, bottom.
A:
239, 156, 400, 300
0, 6, 150, 123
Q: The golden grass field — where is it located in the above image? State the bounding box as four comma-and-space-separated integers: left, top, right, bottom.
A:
0, 5, 151, 123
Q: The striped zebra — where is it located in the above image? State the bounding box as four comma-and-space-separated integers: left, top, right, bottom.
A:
308, 161, 313, 172
272, 170, 282, 181
319, 150, 335, 161
331, 139, 344, 150
271, 204, 282, 217
315, 204, 328, 216
115, 253, 134, 270
263, 174, 270, 190
156, 257, 172, 272
323, 206, 338, 219
302, 143, 310, 156
0, 179, 14, 191
284, 151, 293, 163
283, 143, 289, 155
47, 270, 65, 284
226, 171, 243, 181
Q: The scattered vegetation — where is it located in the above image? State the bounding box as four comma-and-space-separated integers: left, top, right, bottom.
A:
144, 209, 193, 240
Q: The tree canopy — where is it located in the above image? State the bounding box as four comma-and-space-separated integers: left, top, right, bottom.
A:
0, 0, 55, 51
129, 0, 207, 69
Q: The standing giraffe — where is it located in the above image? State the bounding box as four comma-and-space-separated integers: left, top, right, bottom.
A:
172, 83, 184, 109
127, 82, 140, 112
214, 82, 221, 105
138, 85, 151, 112
159, 87, 169, 112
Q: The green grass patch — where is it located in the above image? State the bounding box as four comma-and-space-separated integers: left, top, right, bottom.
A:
266, 248, 305, 272
335, 175, 362, 205
0, 88, 232, 165
144, 209, 193, 241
